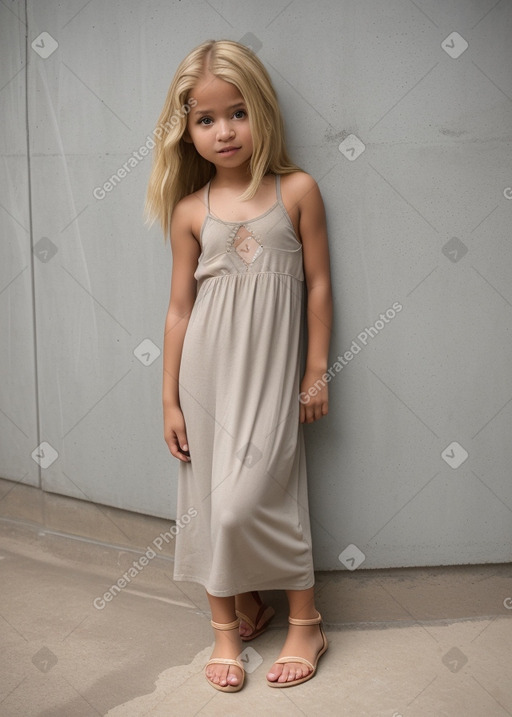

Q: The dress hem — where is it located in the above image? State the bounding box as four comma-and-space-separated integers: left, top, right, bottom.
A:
173, 573, 316, 597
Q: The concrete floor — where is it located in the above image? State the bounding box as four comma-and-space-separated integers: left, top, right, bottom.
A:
1, 477, 511, 717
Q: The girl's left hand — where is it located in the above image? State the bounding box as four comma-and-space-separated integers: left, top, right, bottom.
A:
299, 370, 329, 423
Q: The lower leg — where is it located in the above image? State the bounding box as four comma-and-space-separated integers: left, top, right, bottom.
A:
266, 587, 325, 684
286, 587, 319, 619
208, 592, 237, 623
205, 592, 243, 688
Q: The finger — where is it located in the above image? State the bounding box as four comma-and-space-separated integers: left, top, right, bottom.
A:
315, 402, 328, 421
171, 445, 190, 462
176, 430, 190, 458
310, 401, 325, 422
168, 434, 190, 462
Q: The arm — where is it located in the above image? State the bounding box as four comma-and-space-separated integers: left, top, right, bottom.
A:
295, 174, 333, 423
162, 198, 200, 461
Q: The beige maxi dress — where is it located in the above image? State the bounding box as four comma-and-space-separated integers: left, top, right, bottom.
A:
173, 174, 315, 597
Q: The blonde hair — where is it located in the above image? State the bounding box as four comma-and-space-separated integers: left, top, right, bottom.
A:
144, 39, 301, 239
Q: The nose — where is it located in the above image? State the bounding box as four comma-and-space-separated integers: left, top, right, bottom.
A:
216, 119, 234, 140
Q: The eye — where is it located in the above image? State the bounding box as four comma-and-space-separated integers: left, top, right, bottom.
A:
198, 116, 213, 126
233, 109, 247, 119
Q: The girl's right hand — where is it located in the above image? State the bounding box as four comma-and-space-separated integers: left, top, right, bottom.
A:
164, 405, 191, 462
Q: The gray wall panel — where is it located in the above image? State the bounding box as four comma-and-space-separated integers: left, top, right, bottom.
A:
1, 0, 511, 567
0, 1, 39, 488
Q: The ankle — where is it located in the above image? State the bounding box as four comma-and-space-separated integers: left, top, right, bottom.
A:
211, 629, 242, 655
289, 610, 320, 622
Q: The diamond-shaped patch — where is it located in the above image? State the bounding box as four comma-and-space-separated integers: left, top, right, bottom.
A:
232, 225, 263, 267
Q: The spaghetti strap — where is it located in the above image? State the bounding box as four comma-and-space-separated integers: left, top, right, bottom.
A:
204, 180, 211, 212
275, 173, 282, 204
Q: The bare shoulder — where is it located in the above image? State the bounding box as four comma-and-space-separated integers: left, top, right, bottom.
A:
281, 170, 317, 191
172, 190, 201, 223
280, 171, 323, 208
171, 186, 208, 241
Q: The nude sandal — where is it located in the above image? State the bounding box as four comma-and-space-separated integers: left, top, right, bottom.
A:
267, 612, 328, 688
235, 591, 275, 642
204, 617, 245, 693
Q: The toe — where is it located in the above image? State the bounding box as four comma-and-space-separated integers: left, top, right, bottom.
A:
266, 663, 283, 682
227, 669, 240, 685
278, 664, 291, 683
278, 662, 311, 683
239, 620, 251, 637
207, 664, 228, 686
219, 667, 229, 686
299, 663, 311, 680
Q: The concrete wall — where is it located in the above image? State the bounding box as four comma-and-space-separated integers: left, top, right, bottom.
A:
1, 0, 511, 569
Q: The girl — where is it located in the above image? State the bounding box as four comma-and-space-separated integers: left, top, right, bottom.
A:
145, 39, 333, 692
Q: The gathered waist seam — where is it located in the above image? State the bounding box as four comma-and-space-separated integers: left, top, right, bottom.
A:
197, 271, 304, 287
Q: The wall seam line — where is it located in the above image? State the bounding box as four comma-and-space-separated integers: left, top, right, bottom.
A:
24, 0, 42, 496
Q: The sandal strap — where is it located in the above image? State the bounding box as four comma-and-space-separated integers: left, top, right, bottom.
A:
273, 655, 315, 672
205, 657, 244, 671
235, 609, 254, 630
235, 603, 271, 631
210, 618, 240, 631
288, 612, 322, 626
234, 591, 266, 631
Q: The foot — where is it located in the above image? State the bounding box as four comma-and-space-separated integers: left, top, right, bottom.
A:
205, 625, 244, 689
235, 591, 274, 639
266, 619, 325, 684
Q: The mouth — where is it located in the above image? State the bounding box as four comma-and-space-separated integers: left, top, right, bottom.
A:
217, 146, 241, 154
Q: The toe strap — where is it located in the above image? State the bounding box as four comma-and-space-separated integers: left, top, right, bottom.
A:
205, 657, 244, 671
235, 609, 255, 630
273, 656, 315, 672
236, 604, 274, 632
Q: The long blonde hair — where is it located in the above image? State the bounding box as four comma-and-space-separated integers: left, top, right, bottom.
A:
144, 39, 301, 240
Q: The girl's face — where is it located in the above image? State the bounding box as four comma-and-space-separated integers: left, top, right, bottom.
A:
185, 74, 253, 172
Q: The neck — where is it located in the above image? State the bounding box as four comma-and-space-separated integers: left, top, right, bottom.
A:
211, 163, 253, 189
